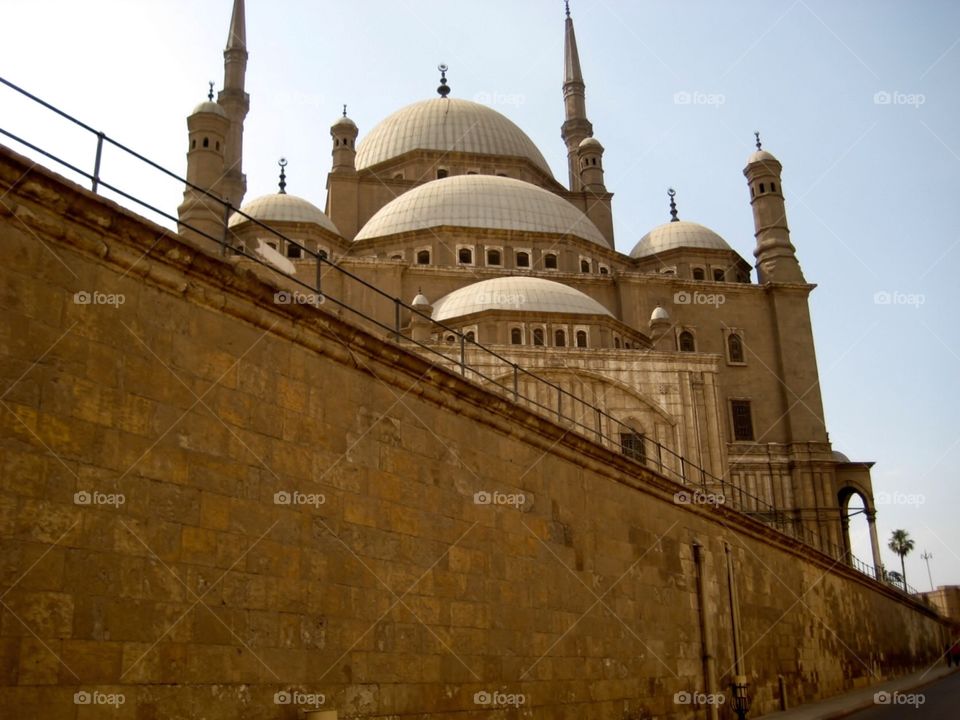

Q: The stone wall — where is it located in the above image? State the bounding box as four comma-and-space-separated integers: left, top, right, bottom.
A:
0, 146, 946, 719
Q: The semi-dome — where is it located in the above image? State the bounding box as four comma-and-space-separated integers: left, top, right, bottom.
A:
630, 221, 732, 259
354, 175, 607, 246
650, 305, 670, 322
229, 193, 341, 236
191, 101, 227, 118
431, 277, 612, 323
355, 98, 553, 177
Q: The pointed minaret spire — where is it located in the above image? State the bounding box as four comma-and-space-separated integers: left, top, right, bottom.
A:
218, 0, 250, 211
278, 158, 288, 194
561, 2, 593, 191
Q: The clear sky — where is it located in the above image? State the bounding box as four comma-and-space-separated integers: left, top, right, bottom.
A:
2, 0, 959, 590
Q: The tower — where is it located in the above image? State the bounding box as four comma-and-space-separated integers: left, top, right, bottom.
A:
331, 106, 358, 174
744, 133, 804, 284
560, 2, 593, 192
577, 136, 605, 192
217, 0, 249, 211
177, 86, 230, 247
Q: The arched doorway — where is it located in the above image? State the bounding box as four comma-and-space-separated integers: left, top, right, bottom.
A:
838, 487, 883, 580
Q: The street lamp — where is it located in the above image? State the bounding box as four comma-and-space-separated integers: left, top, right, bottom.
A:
732, 675, 750, 720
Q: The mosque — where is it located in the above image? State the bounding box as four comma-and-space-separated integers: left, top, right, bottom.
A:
177, 0, 884, 576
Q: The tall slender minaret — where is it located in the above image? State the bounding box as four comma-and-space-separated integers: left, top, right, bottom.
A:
218, 0, 249, 210
560, 1, 593, 192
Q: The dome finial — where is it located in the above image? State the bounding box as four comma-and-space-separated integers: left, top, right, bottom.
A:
342, 104, 348, 118
437, 64, 450, 98
668, 188, 679, 222
278, 158, 288, 195
565, 0, 571, 18
208, 81, 215, 102
755, 131, 762, 151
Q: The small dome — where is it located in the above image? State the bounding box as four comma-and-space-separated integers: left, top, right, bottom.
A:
355, 98, 553, 177
631, 221, 732, 259
191, 101, 227, 118
746, 149, 778, 165
650, 305, 670, 322
355, 175, 607, 246
412, 292, 430, 307
431, 277, 612, 323
832, 450, 851, 463
579, 137, 603, 150
332, 115, 357, 130
228, 193, 341, 236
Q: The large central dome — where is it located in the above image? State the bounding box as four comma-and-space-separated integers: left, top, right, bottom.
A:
354, 175, 607, 246
355, 98, 553, 178
431, 277, 613, 322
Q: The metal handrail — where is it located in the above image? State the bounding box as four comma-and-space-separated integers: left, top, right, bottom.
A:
0, 75, 911, 595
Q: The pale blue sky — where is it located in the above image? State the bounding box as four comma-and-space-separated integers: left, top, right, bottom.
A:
2, 0, 959, 589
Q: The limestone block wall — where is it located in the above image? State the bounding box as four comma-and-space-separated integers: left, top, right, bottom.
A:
0, 147, 947, 719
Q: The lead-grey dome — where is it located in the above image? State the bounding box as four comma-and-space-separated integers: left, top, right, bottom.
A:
355, 175, 607, 246
228, 194, 341, 236
630, 221, 732, 259
355, 98, 553, 177
431, 277, 612, 323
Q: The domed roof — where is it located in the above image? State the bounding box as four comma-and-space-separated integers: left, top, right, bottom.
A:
332, 114, 357, 130
191, 101, 227, 117
747, 149, 779, 165
630, 221, 732, 259
431, 277, 612, 323
354, 175, 607, 246
579, 137, 603, 150
650, 305, 670, 322
228, 193, 341, 236
355, 98, 553, 177
832, 450, 851, 463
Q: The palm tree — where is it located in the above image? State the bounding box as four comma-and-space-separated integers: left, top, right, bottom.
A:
888, 529, 915, 588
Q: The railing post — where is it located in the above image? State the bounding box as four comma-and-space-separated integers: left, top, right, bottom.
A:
595, 407, 602, 442
656, 443, 663, 473
315, 250, 323, 295
513, 364, 519, 401
394, 298, 401, 342
557, 386, 562, 421
220, 202, 231, 256
91, 131, 104, 193
460, 333, 466, 376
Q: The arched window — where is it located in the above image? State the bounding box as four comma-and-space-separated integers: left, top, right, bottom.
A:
580, 259, 591, 273
317, 249, 328, 261
759, 182, 765, 193
516, 251, 530, 268
599, 266, 609, 275
445, 334, 456, 344
458, 247, 473, 264
287, 244, 302, 259
487, 249, 501, 266
465, 331, 476, 343
620, 432, 646, 462
215, 141, 220, 151
624, 341, 631, 349
614, 337, 621, 349
544, 254, 558, 270
771, 182, 777, 192
533, 328, 545, 346
202, 137, 209, 148
678, 330, 695, 352
437, 168, 449, 179
416, 250, 430, 265
510, 328, 522, 345
576, 330, 587, 348
728, 333, 744, 363
555, 329, 566, 347
693, 268, 705, 280
713, 269, 725, 282
191, 139, 196, 149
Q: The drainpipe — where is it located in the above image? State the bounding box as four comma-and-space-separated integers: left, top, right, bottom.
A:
725, 542, 744, 679
694, 541, 719, 720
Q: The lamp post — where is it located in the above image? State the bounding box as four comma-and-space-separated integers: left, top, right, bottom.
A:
732, 675, 750, 720
921, 550, 934, 591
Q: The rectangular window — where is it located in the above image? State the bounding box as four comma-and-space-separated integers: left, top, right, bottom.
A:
731, 400, 754, 441
620, 433, 646, 462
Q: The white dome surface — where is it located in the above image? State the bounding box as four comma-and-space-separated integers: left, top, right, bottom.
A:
631, 221, 732, 259
229, 194, 341, 236
431, 277, 612, 323
355, 98, 553, 177
191, 101, 226, 117
354, 175, 607, 246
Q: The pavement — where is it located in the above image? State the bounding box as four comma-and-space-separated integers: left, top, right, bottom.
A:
755, 664, 958, 719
